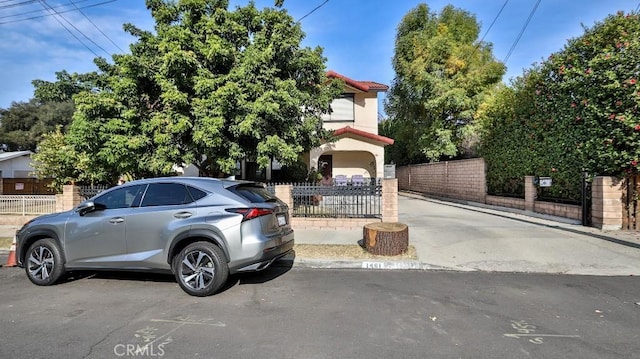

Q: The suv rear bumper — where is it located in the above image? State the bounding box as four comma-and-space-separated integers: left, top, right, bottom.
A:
230, 230, 295, 273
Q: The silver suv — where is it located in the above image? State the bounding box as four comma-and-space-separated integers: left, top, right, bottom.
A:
15, 177, 294, 296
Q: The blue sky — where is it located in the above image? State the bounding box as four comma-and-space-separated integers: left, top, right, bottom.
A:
0, 0, 638, 110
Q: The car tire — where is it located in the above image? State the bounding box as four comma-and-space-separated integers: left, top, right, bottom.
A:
173, 241, 229, 297
25, 238, 65, 286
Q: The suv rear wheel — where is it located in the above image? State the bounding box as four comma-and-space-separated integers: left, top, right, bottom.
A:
173, 241, 229, 296
25, 238, 65, 286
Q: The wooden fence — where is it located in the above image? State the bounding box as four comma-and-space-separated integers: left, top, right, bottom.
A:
1, 178, 55, 195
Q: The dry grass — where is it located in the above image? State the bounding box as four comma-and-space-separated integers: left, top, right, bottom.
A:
293, 244, 417, 260
0, 237, 13, 249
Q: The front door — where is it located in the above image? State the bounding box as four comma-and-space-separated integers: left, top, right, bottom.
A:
318, 154, 333, 177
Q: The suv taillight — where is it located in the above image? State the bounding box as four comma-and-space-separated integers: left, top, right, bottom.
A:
226, 208, 274, 222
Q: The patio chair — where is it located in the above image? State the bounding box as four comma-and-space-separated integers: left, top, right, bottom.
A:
334, 175, 348, 186
351, 175, 364, 186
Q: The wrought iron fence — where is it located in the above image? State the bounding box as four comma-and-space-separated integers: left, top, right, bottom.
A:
0, 195, 57, 215
287, 180, 382, 218
79, 185, 110, 200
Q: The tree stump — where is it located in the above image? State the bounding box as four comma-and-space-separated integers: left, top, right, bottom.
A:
363, 222, 409, 256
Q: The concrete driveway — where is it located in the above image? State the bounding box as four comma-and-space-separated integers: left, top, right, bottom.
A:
399, 194, 640, 275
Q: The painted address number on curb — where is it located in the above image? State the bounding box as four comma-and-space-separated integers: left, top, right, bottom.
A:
362, 262, 384, 269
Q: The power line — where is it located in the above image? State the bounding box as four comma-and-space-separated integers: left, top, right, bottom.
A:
36, 0, 101, 57
0, 0, 94, 20
297, 0, 328, 22
0, 0, 39, 9
68, 0, 124, 53
0, 0, 115, 25
479, 0, 509, 43
503, 0, 541, 64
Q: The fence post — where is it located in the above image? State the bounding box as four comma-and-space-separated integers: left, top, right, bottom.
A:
524, 176, 536, 212
382, 178, 398, 222
275, 184, 293, 212
591, 176, 623, 230
59, 185, 83, 212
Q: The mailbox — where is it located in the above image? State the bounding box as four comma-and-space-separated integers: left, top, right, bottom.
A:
538, 177, 552, 187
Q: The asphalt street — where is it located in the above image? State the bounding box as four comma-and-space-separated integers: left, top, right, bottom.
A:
1, 266, 639, 359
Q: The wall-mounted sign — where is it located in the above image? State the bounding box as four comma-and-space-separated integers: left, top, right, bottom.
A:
538, 177, 552, 187
15, 183, 24, 190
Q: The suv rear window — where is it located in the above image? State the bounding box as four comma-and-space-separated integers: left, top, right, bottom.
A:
229, 184, 277, 203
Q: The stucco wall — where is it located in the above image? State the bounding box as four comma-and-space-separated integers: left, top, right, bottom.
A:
0, 156, 35, 178
311, 137, 385, 178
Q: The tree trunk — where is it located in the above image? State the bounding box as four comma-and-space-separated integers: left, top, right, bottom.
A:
363, 222, 409, 256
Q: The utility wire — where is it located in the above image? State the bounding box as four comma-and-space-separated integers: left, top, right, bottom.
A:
40, 0, 111, 56
36, 0, 101, 57
0, 0, 39, 9
0, 0, 93, 20
68, 0, 124, 52
503, 0, 541, 64
0, 0, 115, 25
297, 0, 328, 22
479, 0, 509, 43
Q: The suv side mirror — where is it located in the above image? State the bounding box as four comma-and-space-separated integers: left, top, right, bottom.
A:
76, 201, 96, 216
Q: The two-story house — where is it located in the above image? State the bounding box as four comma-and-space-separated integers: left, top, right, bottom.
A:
307, 71, 393, 181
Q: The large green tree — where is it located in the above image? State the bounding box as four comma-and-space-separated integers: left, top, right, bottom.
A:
61, 0, 340, 182
0, 70, 96, 151
480, 11, 640, 201
384, 4, 505, 163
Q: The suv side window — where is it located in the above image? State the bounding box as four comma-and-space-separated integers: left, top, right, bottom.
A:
94, 185, 145, 210
141, 183, 193, 207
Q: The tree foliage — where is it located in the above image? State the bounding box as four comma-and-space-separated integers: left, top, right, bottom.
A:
0, 71, 96, 151
480, 11, 640, 201
59, 0, 340, 183
384, 3, 505, 164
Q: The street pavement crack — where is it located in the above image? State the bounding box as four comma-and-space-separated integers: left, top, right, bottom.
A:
82, 307, 148, 359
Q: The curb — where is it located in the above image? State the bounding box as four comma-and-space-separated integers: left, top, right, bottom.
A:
274, 257, 455, 271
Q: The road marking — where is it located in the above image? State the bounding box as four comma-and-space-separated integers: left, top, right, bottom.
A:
504, 334, 580, 339
150, 318, 226, 327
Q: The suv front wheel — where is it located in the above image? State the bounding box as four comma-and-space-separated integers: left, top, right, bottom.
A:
173, 241, 229, 296
25, 238, 65, 286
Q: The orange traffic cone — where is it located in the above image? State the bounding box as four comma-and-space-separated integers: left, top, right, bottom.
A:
4, 237, 17, 267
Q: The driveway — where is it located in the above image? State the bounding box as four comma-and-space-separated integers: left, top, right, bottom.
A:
399, 194, 640, 275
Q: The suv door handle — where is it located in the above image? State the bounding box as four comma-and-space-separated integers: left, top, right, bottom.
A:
174, 212, 193, 219
109, 217, 125, 224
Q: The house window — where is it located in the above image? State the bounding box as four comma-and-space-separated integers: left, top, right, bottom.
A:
323, 94, 355, 122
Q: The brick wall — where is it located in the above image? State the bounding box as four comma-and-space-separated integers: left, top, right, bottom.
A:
591, 176, 623, 230
486, 195, 525, 210
397, 158, 487, 203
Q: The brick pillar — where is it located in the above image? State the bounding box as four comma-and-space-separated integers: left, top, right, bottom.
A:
591, 176, 623, 230
57, 185, 83, 212
525, 176, 536, 212
275, 184, 293, 211
382, 178, 398, 222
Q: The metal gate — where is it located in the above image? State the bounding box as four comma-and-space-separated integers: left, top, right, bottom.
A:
622, 174, 639, 230
581, 172, 592, 226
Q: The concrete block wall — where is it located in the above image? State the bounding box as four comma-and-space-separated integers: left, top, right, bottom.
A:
486, 195, 525, 210
534, 202, 582, 220
397, 158, 487, 203
591, 176, 623, 230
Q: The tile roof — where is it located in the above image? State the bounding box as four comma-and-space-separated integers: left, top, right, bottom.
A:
326, 71, 389, 92
333, 126, 394, 146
